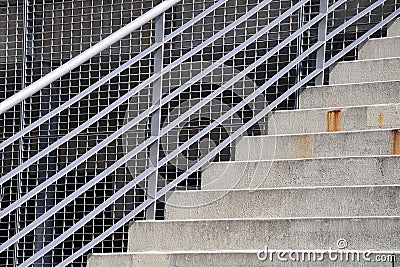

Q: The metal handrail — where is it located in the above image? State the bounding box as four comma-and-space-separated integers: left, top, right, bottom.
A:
0, 0, 182, 115
0, 0, 229, 151
0, 0, 398, 265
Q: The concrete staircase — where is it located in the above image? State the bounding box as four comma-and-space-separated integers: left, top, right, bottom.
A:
87, 18, 400, 266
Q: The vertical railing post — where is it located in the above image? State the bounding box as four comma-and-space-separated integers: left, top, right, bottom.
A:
315, 0, 328, 85
294, 3, 305, 109
146, 12, 165, 220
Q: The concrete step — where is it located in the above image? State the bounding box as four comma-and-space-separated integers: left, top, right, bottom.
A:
358, 37, 400, 60
201, 156, 400, 190
329, 57, 400, 85
267, 103, 400, 135
299, 81, 400, 109
87, 251, 399, 267
235, 129, 400, 161
388, 18, 400, 37
165, 185, 400, 220
128, 217, 400, 252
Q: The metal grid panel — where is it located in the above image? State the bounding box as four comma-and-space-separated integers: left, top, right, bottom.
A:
0, 0, 398, 266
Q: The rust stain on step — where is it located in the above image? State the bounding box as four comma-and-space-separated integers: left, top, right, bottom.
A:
298, 134, 310, 158
377, 112, 384, 128
326, 109, 341, 132
391, 129, 400, 155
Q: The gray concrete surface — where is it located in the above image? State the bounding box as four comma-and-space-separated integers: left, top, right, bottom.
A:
358, 37, 400, 60
298, 81, 400, 109
128, 217, 400, 252
87, 253, 168, 267
235, 129, 400, 161
329, 57, 400, 85
267, 103, 400, 135
388, 17, 400, 37
165, 186, 400, 220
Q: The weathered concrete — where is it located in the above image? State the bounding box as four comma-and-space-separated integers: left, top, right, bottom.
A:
201, 156, 400, 190
329, 57, 400, 85
299, 81, 400, 109
165, 186, 400, 220
235, 129, 400, 161
87, 253, 168, 267
128, 217, 400, 252
268, 103, 400, 135
358, 37, 400, 60
387, 18, 400, 37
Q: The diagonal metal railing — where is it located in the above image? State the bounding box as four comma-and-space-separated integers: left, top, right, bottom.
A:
0, 0, 399, 265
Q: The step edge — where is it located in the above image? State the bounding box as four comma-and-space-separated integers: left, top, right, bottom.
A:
332, 56, 400, 65
132, 215, 400, 224
303, 79, 400, 90
90, 249, 400, 255
167, 184, 400, 195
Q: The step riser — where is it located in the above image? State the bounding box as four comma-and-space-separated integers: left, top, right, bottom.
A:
87, 252, 399, 267
202, 156, 400, 190
268, 104, 400, 135
235, 130, 400, 161
299, 81, 400, 109
165, 187, 400, 220
128, 218, 400, 252
329, 58, 400, 85
358, 37, 400, 60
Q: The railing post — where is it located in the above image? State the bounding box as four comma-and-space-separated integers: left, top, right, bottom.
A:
315, 0, 328, 85
146, 13, 165, 220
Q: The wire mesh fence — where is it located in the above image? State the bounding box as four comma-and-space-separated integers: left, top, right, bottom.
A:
0, 0, 399, 265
